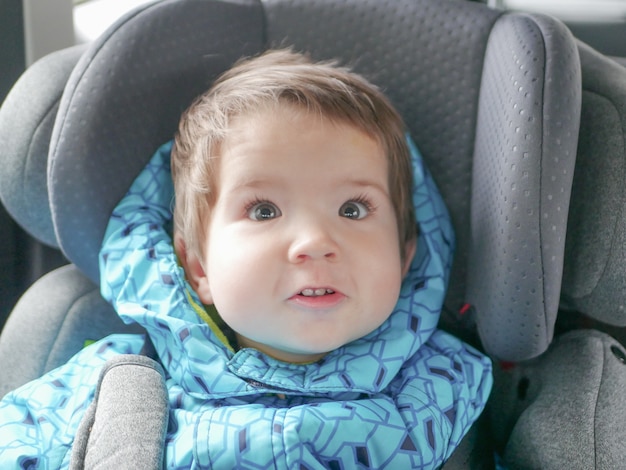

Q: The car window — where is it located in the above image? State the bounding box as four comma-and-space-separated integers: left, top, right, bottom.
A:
74, 0, 155, 44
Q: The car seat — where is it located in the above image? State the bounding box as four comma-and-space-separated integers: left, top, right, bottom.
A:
0, 0, 584, 467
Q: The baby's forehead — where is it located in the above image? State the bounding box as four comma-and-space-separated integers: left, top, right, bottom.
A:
222, 117, 384, 167
215, 108, 387, 180
222, 102, 386, 152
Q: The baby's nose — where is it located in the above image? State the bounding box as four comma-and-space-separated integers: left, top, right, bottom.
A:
287, 222, 339, 263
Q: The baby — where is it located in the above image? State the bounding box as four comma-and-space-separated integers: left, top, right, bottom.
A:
0, 49, 492, 469
171, 49, 418, 365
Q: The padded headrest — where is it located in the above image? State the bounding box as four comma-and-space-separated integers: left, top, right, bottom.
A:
0, 45, 87, 247
49, 0, 264, 278
468, 13, 581, 360
561, 42, 626, 325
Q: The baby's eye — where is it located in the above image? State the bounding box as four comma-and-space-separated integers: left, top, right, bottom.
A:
247, 201, 281, 221
339, 201, 370, 220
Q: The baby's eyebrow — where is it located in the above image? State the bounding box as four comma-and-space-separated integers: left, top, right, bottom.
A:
223, 175, 389, 196
224, 176, 276, 193
343, 179, 389, 195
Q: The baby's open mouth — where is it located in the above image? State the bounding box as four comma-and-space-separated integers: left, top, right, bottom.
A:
300, 288, 335, 297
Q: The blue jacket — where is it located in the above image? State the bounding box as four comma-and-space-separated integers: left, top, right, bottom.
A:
0, 139, 492, 469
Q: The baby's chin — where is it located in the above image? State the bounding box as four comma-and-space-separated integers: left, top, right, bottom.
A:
236, 334, 340, 364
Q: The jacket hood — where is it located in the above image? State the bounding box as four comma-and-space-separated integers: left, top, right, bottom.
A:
120, 136, 454, 399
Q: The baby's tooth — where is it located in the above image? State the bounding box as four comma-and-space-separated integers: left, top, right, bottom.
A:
301, 288, 334, 297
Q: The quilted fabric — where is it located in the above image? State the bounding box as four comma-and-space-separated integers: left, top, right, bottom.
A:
0, 140, 491, 468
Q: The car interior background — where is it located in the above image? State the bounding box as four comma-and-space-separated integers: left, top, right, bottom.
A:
0, 0, 625, 468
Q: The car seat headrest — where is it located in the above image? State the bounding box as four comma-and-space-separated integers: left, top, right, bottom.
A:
48, 0, 264, 281
48, 0, 505, 292
39, 0, 581, 361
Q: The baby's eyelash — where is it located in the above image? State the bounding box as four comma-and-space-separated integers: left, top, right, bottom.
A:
350, 194, 377, 212
243, 196, 269, 214
243, 196, 282, 221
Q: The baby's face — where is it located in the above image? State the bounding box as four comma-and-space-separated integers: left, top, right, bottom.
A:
193, 107, 413, 363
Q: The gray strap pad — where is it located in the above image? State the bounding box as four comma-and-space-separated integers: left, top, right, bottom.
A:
70, 354, 169, 470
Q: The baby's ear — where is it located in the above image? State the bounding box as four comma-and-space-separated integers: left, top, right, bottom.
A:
174, 234, 213, 304
402, 237, 417, 278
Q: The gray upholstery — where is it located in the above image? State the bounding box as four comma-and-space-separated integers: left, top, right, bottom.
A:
468, 13, 581, 360
490, 330, 626, 469
49, 0, 264, 281
70, 355, 169, 470
561, 41, 626, 326
0, 265, 142, 399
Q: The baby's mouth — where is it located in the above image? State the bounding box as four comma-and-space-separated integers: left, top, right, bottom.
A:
290, 288, 345, 309
300, 288, 335, 297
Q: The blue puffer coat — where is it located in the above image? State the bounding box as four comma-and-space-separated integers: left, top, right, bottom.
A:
0, 138, 492, 469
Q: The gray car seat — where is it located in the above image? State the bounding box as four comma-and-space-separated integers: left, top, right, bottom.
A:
0, 0, 585, 467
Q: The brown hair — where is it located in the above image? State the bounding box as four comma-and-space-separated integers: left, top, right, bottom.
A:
172, 49, 416, 261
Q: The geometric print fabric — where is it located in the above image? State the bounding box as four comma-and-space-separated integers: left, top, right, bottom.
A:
0, 138, 492, 468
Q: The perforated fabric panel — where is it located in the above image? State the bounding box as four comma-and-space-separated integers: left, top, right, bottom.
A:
468, 14, 581, 360
561, 42, 626, 325
49, 0, 264, 282
262, 0, 500, 336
